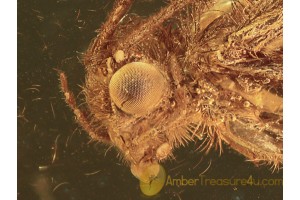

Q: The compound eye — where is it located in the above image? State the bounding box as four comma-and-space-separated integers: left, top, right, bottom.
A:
109, 62, 167, 116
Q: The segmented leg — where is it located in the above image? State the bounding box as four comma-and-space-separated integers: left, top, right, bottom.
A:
85, 0, 135, 66
57, 70, 110, 142
116, 0, 194, 50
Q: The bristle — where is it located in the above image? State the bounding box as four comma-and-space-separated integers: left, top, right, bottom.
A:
62, 0, 283, 172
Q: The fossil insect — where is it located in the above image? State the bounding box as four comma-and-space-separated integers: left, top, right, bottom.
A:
58, 0, 283, 187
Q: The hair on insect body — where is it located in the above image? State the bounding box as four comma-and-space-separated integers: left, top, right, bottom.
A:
58, 0, 282, 182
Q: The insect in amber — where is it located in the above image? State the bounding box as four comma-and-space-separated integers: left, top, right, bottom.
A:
58, 0, 283, 188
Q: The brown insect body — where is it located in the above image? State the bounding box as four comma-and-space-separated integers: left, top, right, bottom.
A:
59, 0, 283, 181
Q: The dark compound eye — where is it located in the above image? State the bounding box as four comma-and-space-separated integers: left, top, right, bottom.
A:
109, 62, 167, 116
